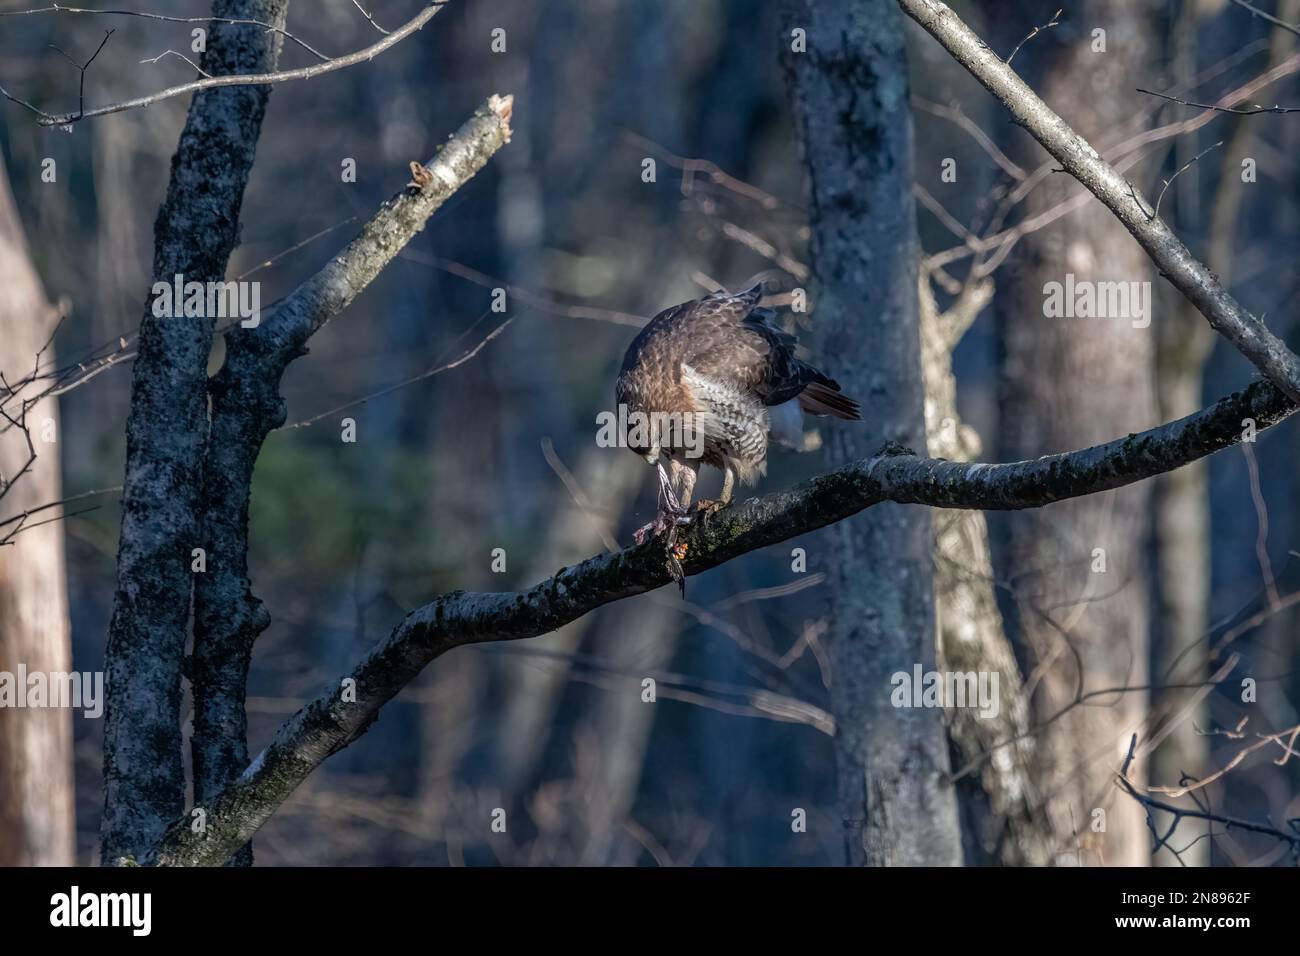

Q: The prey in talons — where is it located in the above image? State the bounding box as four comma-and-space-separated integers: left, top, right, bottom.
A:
632, 457, 693, 547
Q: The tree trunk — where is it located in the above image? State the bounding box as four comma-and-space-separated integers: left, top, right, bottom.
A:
919, 273, 1051, 865
102, 0, 288, 863
784, 0, 962, 866
989, 0, 1160, 866
0, 153, 74, 866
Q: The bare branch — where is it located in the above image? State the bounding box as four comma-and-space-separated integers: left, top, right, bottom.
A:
0, 484, 121, 547
140, 49, 213, 78
1117, 734, 1300, 857
396, 250, 648, 327
1150, 140, 1223, 221
0, 4, 332, 61
921, 51, 1300, 277
1240, 442, 1281, 609
348, 0, 389, 34
1230, 0, 1300, 42
152, 378, 1294, 865
623, 131, 783, 209
188, 94, 514, 841
912, 96, 1027, 181
900, 0, 1300, 404
14, 1, 448, 126
282, 314, 514, 429
47, 27, 114, 122
539, 437, 622, 554
1137, 86, 1300, 115
1005, 6, 1062, 66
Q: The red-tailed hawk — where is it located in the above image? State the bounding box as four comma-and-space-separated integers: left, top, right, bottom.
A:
616, 284, 860, 544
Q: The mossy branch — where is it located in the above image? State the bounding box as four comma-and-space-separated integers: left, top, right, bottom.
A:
150, 378, 1292, 865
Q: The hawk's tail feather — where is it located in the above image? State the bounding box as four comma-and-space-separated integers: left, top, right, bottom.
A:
798, 381, 861, 421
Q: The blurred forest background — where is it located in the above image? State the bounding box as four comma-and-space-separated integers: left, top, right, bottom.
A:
1, 0, 1299, 865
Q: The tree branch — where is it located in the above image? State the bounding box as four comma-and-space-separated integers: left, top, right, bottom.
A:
898, 0, 1300, 404
14, 0, 447, 126
1117, 734, 1300, 859
0, 5, 331, 62
188, 95, 513, 854
151, 378, 1294, 865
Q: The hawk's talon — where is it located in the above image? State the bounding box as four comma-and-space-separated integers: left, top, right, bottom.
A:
632, 507, 690, 545
632, 458, 692, 545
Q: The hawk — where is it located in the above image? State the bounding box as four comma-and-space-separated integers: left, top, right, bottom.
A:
616, 284, 860, 543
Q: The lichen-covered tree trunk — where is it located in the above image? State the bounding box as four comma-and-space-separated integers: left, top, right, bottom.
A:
101, 0, 288, 863
0, 154, 74, 866
918, 275, 1051, 865
783, 0, 962, 866
988, 0, 1160, 866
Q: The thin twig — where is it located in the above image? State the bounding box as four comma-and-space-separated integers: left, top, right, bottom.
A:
1137, 86, 1300, 115
1230, 0, 1300, 41
1005, 7, 1062, 66
1151, 140, 1223, 221
139, 49, 212, 78
282, 315, 514, 429
349, 0, 390, 34
539, 438, 622, 554
0, 5, 331, 61
1117, 734, 1300, 856
623, 130, 783, 209
47, 28, 114, 121
913, 96, 1028, 180
9, 1, 448, 126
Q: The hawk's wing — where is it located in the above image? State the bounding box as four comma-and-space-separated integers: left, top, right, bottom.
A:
681, 286, 834, 407
617, 284, 860, 431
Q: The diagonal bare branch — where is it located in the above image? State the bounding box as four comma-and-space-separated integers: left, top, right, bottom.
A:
151, 378, 1294, 865
6, 0, 448, 126
188, 94, 514, 841
899, 0, 1300, 404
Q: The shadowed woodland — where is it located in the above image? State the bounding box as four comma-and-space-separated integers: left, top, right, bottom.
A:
1, 0, 1299, 867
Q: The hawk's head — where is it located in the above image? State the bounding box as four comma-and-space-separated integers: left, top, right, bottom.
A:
622, 407, 664, 466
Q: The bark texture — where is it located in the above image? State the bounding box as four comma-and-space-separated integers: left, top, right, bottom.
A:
190, 96, 513, 839
918, 274, 1050, 865
784, 0, 963, 866
985, 0, 1161, 865
100, 0, 289, 864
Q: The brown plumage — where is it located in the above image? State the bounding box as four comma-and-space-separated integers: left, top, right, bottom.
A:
616, 284, 859, 540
